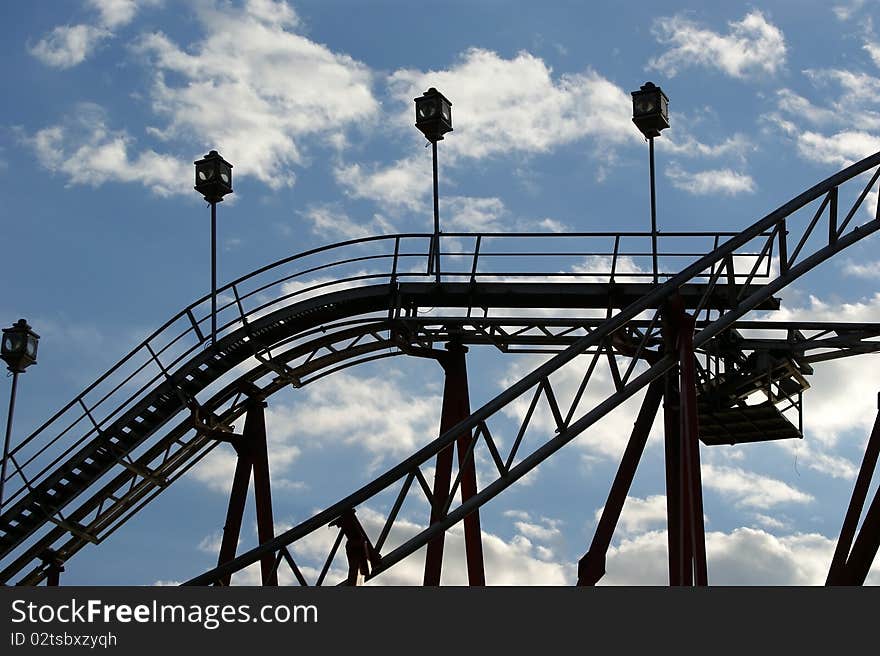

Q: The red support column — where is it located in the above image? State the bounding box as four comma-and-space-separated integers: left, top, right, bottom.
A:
215, 396, 277, 586
424, 343, 485, 586
247, 399, 278, 586
663, 299, 708, 586
827, 394, 880, 585
578, 378, 664, 585
678, 311, 708, 586
663, 311, 683, 586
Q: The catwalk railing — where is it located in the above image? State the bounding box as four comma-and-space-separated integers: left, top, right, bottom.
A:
0, 231, 774, 519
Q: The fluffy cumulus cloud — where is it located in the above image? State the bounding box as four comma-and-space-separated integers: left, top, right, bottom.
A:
388, 48, 638, 161
769, 68, 880, 168
601, 526, 880, 585
29, 0, 153, 68
25, 103, 190, 195
701, 464, 813, 509
302, 205, 396, 240
667, 165, 756, 196
649, 11, 787, 79
136, 0, 376, 187
284, 370, 442, 465
334, 155, 430, 211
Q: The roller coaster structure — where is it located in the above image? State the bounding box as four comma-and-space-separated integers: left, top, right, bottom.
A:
3, 152, 880, 586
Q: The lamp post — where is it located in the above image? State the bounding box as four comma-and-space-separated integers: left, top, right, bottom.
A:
1, 319, 40, 508
414, 87, 453, 283
631, 82, 670, 284
193, 150, 234, 347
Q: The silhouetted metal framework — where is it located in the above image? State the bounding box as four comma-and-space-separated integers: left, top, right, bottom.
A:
3, 152, 880, 586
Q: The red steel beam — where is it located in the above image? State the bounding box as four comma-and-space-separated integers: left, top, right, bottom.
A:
216, 443, 253, 586
663, 308, 683, 586
424, 343, 485, 585
215, 397, 278, 586
577, 378, 664, 585
247, 399, 278, 586
678, 310, 708, 586
827, 395, 880, 585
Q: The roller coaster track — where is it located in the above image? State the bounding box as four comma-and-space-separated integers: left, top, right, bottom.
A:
3, 152, 880, 585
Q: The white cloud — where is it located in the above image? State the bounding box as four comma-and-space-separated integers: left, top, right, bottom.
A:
769, 68, 880, 167
599, 494, 668, 535
866, 41, 880, 68
29, 25, 110, 68
286, 371, 442, 466
137, 0, 377, 187
602, 526, 880, 585
25, 103, 190, 196
513, 518, 562, 542
701, 463, 813, 509
649, 11, 787, 79
667, 165, 756, 196
795, 130, 880, 167
88, 0, 142, 29
388, 48, 637, 161
443, 196, 507, 232
302, 205, 396, 241
833, 1, 867, 21
29, 0, 154, 68
334, 156, 429, 211
663, 132, 754, 160
844, 260, 880, 278
774, 89, 839, 127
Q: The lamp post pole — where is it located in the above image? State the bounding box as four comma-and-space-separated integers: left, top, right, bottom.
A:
0, 369, 20, 508
0, 318, 39, 510
631, 81, 669, 285
414, 87, 453, 284
193, 150, 233, 348
649, 136, 658, 284
431, 140, 441, 283
211, 199, 217, 347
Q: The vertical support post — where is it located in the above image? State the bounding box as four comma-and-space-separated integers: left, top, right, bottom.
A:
827, 394, 880, 585
649, 136, 659, 284
211, 200, 218, 347
662, 309, 682, 586
424, 343, 485, 586
577, 378, 664, 585
663, 298, 707, 586
215, 396, 277, 586
0, 370, 20, 509
678, 311, 708, 586
247, 398, 277, 586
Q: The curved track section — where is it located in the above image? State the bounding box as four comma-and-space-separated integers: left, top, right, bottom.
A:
176, 150, 879, 586
2, 152, 880, 585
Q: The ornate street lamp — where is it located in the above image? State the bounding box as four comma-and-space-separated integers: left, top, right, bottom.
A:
1, 319, 40, 508
631, 82, 670, 283
194, 150, 234, 346
414, 87, 453, 282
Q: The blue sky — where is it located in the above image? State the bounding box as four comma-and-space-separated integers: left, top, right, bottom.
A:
3, 0, 880, 585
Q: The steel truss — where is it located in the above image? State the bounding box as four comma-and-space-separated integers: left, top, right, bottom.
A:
3, 152, 880, 586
